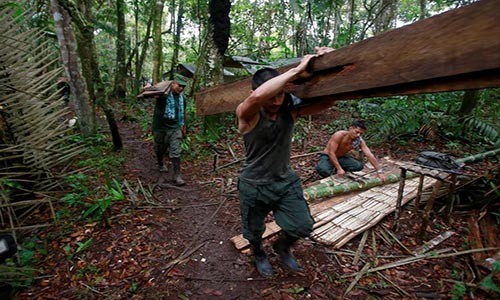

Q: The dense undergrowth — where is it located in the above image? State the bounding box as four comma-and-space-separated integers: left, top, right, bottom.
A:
1, 90, 499, 297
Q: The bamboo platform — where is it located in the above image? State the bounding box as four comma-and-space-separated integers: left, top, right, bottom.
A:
310, 176, 436, 248
230, 165, 439, 251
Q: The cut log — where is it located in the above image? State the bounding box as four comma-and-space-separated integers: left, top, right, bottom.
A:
196, 0, 500, 116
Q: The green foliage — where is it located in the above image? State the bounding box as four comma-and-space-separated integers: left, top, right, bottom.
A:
450, 281, 466, 300
59, 132, 126, 222
345, 90, 498, 151
62, 173, 91, 207
480, 261, 500, 295
63, 237, 97, 260
285, 286, 306, 294
0, 264, 35, 288
76, 264, 101, 279
293, 118, 310, 144
82, 177, 124, 221
462, 116, 499, 145
76, 132, 126, 172
320, 110, 352, 134
75, 238, 94, 254
0, 237, 42, 288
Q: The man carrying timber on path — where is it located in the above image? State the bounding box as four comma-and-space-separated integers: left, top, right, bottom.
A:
316, 120, 387, 182
236, 46, 335, 277
138, 74, 188, 186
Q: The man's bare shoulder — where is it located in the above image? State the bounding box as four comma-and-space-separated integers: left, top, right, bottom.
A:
331, 130, 348, 139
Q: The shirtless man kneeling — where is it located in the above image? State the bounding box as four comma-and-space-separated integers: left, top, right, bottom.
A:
316, 120, 386, 181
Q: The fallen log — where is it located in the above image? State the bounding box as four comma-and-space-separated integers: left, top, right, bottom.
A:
196, 0, 500, 115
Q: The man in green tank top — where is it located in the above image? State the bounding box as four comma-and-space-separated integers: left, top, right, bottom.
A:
236, 47, 335, 277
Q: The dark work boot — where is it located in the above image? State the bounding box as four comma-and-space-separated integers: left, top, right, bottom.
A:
250, 241, 273, 277
273, 232, 303, 272
171, 157, 185, 186
157, 155, 167, 172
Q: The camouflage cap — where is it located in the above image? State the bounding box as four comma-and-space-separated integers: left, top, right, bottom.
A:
174, 74, 188, 86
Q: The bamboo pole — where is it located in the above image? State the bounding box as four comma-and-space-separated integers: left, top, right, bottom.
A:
303, 173, 417, 201
456, 148, 500, 164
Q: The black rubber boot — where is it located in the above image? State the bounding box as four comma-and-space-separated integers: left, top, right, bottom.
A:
272, 232, 303, 272
171, 158, 185, 186
250, 241, 273, 277
157, 154, 166, 172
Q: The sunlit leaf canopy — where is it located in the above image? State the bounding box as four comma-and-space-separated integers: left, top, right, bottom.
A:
81, 0, 473, 81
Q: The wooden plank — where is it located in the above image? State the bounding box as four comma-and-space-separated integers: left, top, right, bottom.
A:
467, 215, 486, 264
196, 0, 500, 116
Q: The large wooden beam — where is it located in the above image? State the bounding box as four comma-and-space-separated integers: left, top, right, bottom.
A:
196, 0, 500, 116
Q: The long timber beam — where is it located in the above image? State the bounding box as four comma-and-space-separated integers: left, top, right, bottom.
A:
196, 0, 500, 116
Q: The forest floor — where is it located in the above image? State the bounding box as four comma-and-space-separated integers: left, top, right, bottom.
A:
15, 102, 499, 300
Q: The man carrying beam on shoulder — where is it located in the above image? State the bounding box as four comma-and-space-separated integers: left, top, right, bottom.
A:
138, 74, 189, 186
236, 46, 335, 277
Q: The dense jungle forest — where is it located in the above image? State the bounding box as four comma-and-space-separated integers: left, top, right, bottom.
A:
0, 0, 498, 299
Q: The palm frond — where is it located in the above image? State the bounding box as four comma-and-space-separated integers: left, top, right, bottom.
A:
375, 109, 416, 138
1, 8, 83, 231
463, 116, 499, 145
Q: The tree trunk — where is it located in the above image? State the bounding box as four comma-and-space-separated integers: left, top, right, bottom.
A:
198, 0, 230, 87
458, 90, 480, 117
134, 0, 154, 94
375, 0, 398, 34
348, 0, 355, 43
419, 0, 427, 20
152, 0, 166, 84
169, 0, 184, 78
51, 0, 95, 137
112, 0, 127, 99
72, 0, 123, 150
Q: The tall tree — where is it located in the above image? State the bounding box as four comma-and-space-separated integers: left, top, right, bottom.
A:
112, 0, 127, 99
132, 0, 154, 94
61, 0, 123, 150
50, 0, 95, 137
169, 0, 184, 79
458, 90, 480, 117
152, 0, 166, 84
419, 0, 428, 20
208, 0, 230, 81
374, 0, 398, 34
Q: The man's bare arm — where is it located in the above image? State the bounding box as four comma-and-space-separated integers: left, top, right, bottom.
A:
326, 133, 345, 176
360, 141, 386, 181
236, 55, 315, 134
